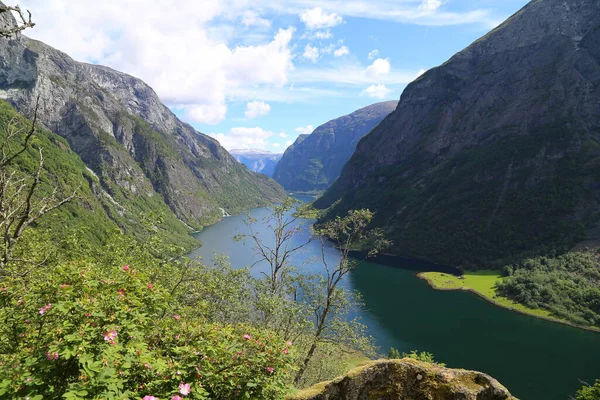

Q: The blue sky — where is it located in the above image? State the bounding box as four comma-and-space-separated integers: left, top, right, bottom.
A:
20, 0, 529, 152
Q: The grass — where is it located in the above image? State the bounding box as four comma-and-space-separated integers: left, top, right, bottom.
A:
419, 271, 557, 321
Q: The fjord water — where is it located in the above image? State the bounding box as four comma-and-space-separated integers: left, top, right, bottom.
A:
188, 198, 600, 400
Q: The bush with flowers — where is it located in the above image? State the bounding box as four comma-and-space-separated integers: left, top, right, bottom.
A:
0, 261, 295, 399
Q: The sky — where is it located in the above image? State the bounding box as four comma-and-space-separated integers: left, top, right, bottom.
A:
17, 0, 529, 152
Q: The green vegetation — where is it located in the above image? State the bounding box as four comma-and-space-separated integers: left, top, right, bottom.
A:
387, 348, 445, 366
497, 250, 600, 328
420, 271, 560, 321
318, 122, 599, 268
576, 380, 600, 400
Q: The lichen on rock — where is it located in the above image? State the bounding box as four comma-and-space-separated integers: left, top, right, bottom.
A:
288, 358, 517, 400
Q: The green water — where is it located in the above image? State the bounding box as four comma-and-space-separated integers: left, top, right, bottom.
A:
188, 200, 600, 400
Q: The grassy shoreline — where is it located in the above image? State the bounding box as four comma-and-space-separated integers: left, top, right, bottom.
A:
418, 271, 600, 333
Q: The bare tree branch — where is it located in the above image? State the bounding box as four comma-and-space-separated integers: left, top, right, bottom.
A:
0, 5, 34, 38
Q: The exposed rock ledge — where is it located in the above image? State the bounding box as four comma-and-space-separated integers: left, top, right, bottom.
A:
287, 359, 517, 400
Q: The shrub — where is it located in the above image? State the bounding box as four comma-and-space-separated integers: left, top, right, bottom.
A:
0, 262, 295, 399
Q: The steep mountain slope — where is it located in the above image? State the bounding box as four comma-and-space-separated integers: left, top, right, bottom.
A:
0, 14, 284, 235
273, 101, 397, 191
229, 149, 282, 177
315, 0, 600, 267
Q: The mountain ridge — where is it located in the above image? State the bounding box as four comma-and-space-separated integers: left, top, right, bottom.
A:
273, 101, 397, 192
315, 0, 600, 267
0, 17, 285, 236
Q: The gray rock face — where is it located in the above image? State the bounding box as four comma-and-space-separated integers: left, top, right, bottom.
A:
229, 149, 283, 177
0, 34, 285, 229
287, 359, 516, 400
273, 101, 397, 192
315, 0, 600, 267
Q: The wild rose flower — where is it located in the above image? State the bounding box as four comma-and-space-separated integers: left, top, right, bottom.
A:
179, 382, 191, 395
266, 367, 274, 374
243, 334, 251, 340
104, 329, 118, 342
283, 348, 289, 354
45, 352, 59, 360
39, 304, 52, 315
122, 265, 130, 272
147, 282, 153, 289
171, 396, 183, 400
142, 396, 158, 400
172, 315, 181, 320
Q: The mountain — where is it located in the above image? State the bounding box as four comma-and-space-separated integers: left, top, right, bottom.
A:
273, 101, 397, 192
0, 10, 285, 240
315, 0, 600, 268
229, 149, 282, 177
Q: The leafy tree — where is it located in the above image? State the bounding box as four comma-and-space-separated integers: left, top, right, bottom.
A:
575, 380, 600, 400
294, 209, 390, 384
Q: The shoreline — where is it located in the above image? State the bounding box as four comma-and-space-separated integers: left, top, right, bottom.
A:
417, 272, 600, 334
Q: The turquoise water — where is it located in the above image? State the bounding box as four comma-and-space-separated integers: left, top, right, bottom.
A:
187, 200, 600, 400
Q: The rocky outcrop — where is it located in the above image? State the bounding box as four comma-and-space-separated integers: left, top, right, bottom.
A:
288, 359, 516, 400
315, 0, 600, 267
273, 101, 397, 192
230, 149, 282, 177
0, 9, 284, 233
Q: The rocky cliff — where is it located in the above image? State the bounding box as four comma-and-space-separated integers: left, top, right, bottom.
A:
315, 0, 600, 267
0, 9, 285, 236
229, 149, 282, 177
288, 359, 516, 400
273, 101, 397, 192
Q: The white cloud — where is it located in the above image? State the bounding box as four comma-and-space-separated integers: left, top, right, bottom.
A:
299, 7, 343, 30
302, 44, 319, 63
362, 84, 392, 99
185, 103, 228, 125
368, 49, 380, 60
18, 1, 295, 127
295, 125, 315, 135
210, 127, 278, 150
245, 100, 271, 119
313, 30, 333, 40
241, 10, 271, 28
272, 143, 281, 148
334, 46, 349, 57
279, 132, 289, 138
419, 0, 443, 12
364, 58, 391, 78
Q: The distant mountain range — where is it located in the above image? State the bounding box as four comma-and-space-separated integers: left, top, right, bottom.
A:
315, 0, 600, 268
273, 101, 397, 192
229, 149, 283, 177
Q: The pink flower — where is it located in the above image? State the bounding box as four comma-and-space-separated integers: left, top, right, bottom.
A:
104, 329, 118, 342
286, 341, 293, 346
142, 396, 158, 400
176, 370, 182, 375
266, 366, 274, 374
243, 334, 251, 340
59, 284, 70, 289
39, 303, 52, 315
45, 352, 59, 360
172, 315, 181, 320
283, 348, 289, 354
122, 265, 130, 272
147, 282, 153, 289
171, 396, 183, 400
179, 382, 191, 396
